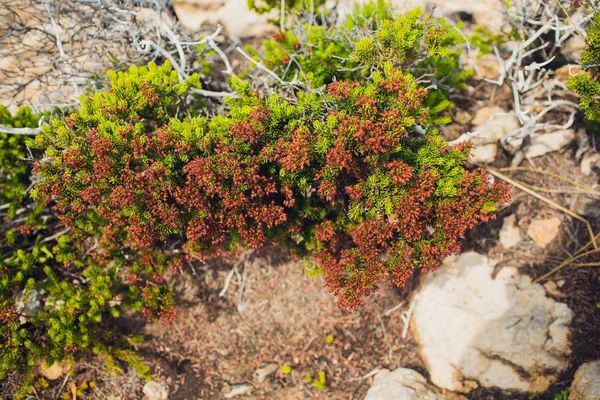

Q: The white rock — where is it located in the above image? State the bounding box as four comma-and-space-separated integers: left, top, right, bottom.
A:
499, 214, 521, 249
569, 361, 600, 400
412, 252, 573, 393
470, 106, 520, 162
471, 107, 520, 142
173, 0, 276, 37
364, 368, 446, 400
253, 363, 279, 383
500, 135, 525, 155
37, 359, 68, 381
527, 217, 561, 248
544, 281, 563, 297
470, 143, 497, 164
143, 381, 169, 400
224, 384, 253, 398
525, 130, 576, 159
581, 152, 600, 176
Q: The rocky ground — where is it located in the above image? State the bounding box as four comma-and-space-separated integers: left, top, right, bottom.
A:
2, 0, 600, 399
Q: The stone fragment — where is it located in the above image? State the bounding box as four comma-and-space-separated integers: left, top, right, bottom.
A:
469, 107, 520, 163
569, 360, 600, 400
499, 214, 521, 249
476, 54, 501, 80
412, 252, 573, 393
143, 381, 169, 400
527, 217, 561, 248
544, 281, 564, 297
454, 110, 472, 125
470, 143, 497, 164
224, 384, 253, 398
38, 360, 68, 380
364, 368, 446, 400
581, 152, 600, 176
471, 107, 520, 141
525, 130, 576, 159
253, 363, 279, 383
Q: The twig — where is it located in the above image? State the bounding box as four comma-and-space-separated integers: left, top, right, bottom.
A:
533, 249, 599, 283
486, 168, 598, 251
192, 88, 239, 98
280, 0, 285, 32
0, 124, 41, 135
497, 167, 600, 197
345, 368, 382, 382
39, 228, 71, 245
237, 254, 250, 312
236, 46, 299, 87
55, 372, 70, 399
400, 294, 418, 339
45, 0, 80, 99
383, 301, 405, 316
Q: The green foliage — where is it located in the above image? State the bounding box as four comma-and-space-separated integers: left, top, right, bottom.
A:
552, 389, 569, 400
313, 370, 326, 390
1, 1, 509, 395
565, 12, 600, 128
568, 12, 600, 126
249, 1, 472, 123
0, 103, 161, 398
0, 106, 46, 216
34, 59, 507, 313
468, 25, 504, 55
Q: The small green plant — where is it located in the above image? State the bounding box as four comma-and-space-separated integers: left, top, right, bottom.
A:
568, 12, 600, 128
552, 389, 569, 400
313, 370, 326, 390
281, 364, 292, 374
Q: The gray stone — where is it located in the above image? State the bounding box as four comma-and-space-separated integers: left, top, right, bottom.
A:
412, 252, 573, 393
470, 143, 497, 164
525, 130, 576, 159
527, 217, 561, 248
569, 361, 600, 400
581, 152, 600, 176
364, 368, 446, 400
224, 384, 253, 398
253, 363, 279, 383
471, 107, 520, 141
143, 381, 169, 400
499, 214, 521, 249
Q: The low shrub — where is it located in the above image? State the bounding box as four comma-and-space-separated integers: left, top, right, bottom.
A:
1, 1, 510, 396
32, 60, 509, 311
